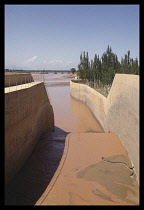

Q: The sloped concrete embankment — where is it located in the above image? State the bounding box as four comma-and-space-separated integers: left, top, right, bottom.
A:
70, 74, 139, 182
5, 82, 54, 185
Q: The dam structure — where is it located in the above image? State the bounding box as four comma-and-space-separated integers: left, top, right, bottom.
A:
5, 73, 54, 185
5, 73, 139, 206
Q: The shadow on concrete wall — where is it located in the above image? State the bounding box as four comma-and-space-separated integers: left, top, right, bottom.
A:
5, 127, 69, 206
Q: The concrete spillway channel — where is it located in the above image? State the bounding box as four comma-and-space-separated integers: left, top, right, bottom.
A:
5, 73, 139, 205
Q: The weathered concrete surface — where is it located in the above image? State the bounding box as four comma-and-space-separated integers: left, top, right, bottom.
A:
70, 74, 139, 182
5, 73, 34, 87
70, 81, 106, 130
5, 82, 54, 185
105, 74, 139, 183
35, 133, 139, 206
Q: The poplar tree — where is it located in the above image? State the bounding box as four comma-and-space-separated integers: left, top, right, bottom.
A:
77, 46, 139, 87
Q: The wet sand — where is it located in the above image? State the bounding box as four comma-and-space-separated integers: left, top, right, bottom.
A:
36, 133, 139, 205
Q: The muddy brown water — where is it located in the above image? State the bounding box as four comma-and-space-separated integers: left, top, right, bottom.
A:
5, 73, 103, 205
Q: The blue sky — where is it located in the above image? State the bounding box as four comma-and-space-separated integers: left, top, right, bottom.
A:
5, 4, 139, 70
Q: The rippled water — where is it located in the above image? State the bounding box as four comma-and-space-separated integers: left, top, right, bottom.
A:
5, 73, 103, 205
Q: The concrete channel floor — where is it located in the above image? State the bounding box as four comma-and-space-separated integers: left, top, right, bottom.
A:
35, 132, 139, 206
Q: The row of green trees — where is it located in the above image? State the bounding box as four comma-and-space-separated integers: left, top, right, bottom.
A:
77, 46, 139, 86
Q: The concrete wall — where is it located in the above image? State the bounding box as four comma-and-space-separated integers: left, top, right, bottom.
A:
105, 74, 139, 182
70, 74, 139, 181
5, 82, 54, 185
70, 81, 107, 130
5, 73, 34, 87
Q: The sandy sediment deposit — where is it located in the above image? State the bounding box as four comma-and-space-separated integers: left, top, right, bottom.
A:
36, 133, 139, 205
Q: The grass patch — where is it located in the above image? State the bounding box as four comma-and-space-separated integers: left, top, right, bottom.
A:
93, 87, 110, 97
73, 79, 111, 97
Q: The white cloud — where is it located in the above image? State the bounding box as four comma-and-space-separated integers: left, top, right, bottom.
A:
42, 59, 77, 70
44, 60, 64, 64
25, 56, 38, 63
8, 56, 77, 70
21, 56, 38, 69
